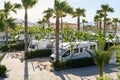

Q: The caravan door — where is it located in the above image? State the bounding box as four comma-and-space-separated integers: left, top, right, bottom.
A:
61, 50, 71, 60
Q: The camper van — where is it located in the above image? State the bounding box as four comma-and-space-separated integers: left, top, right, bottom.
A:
0, 34, 13, 42
28, 39, 54, 50
49, 41, 98, 62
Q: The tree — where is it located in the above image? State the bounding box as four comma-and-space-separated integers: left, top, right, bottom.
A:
100, 4, 114, 35
94, 15, 100, 30
37, 20, 43, 27
43, 8, 54, 27
87, 49, 114, 77
3, 1, 21, 50
112, 18, 120, 35
87, 31, 115, 77
73, 8, 86, 30
38, 18, 46, 29
82, 19, 87, 31
0, 12, 5, 32
96, 10, 104, 30
53, 0, 71, 69
60, 5, 73, 30
21, 0, 38, 59
106, 18, 112, 30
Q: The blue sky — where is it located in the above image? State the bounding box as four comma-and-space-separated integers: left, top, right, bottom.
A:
0, 0, 120, 23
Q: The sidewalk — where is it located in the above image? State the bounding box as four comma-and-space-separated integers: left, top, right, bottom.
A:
0, 52, 119, 80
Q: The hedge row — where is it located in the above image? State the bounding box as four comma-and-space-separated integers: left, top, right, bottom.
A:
0, 43, 24, 52
28, 49, 52, 59
0, 53, 6, 62
0, 65, 7, 77
52, 57, 95, 70
116, 53, 120, 64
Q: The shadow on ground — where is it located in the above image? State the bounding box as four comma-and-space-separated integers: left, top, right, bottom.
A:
54, 64, 119, 80
24, 60, 28, 80
0, 78, 5, 80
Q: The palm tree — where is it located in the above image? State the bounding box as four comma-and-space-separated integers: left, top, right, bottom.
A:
87, 49, 114, 77
100, 4, 114, 35
21, 0, 38, 59
0, 12, 5, 32
94, 15, 100, 30
37, 20, 43, 27
106, 18, 111, 30
87, 31, 115, 77
3, 1, 21, 50
112, 18, 120, 35
53, 0, 70, 68
96, 10, 104, 30
73, 8, 86, 30
43, 8, 53, 28
38, 18, 46, 29
60, 6, 73, 30
82, 19, 87, 31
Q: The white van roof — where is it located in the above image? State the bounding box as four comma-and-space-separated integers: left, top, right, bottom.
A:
59, 41, 97, 50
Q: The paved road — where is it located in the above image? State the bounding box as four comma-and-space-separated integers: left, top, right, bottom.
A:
0, 52, 119, 80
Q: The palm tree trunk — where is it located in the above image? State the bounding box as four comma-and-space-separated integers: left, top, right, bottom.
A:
104, 13, 106, 35
100, 20, 102, 30
43, 20, 45, 29
48, 20, 50, 27
83, 22, 84, 31
55, 17, 60, 69
24, 8, 28, 59
77, 17, 80, 30
99, 66, 103, 77
115, 23, 117, 35
61, 17, 63, 30
5, 25, 8, 51
95, 22, 97, 29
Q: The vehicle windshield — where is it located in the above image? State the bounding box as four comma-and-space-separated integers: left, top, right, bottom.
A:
29, 44, 35, 49
53, 48, 66, 55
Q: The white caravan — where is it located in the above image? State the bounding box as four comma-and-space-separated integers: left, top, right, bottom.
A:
49, 41, 116, 64
0, 33, 13, 42
49, 41, 98, 62
28, 39, 54, 50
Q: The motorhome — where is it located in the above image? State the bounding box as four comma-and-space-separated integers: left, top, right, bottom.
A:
49, 41, 98, 62
49, 41, 117, 64
28, 39, 54, 50
0, 33, 13, 42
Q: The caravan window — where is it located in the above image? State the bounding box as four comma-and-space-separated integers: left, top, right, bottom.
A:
74, 48, 79, 53
29, 44, 35, 49
90, 45, 96, 50
62, 50, 70, 57
80, 48, 83, 53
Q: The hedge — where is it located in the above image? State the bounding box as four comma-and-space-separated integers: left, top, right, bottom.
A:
0, 65, 7, 77
28, 49, 52, 59
116, 53, 120, 64
52, 57, 95, 70
0, 53, 6, 62
0, 43, 24, 52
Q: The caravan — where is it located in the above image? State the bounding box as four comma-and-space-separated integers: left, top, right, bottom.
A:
49, 41, 98, 62
28, 39, 54, 50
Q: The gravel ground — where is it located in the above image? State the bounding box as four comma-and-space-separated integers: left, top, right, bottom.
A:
0, 52, 120, 80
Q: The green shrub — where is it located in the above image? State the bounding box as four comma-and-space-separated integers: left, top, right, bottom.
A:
0, 53, 6, 62
96, 75, 113, 80
0, 43, 24, 52
28, 49, 52, 59
0, 65, 7, 77
52, 57, 95, 70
